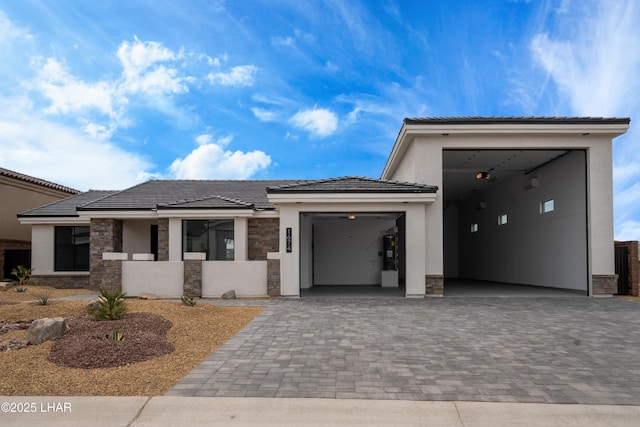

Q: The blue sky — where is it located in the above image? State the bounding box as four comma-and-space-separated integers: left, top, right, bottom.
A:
1, 0, 639, 239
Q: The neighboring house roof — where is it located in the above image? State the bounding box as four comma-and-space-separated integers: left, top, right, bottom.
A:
18, 190, 118, 217
403, 116, 631, 125
0, 167, 80, 195
266, 176, 437, 193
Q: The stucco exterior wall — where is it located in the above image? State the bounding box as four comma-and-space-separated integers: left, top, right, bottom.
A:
202, 260, 267, 297
122, 261, 183, 297
122, 219, 155, 255
384, 131, 621, 295
0, 175, 75, 242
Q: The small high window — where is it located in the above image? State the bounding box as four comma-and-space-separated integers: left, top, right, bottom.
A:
497, 214, 508, 226
470, 223, 479, 233
541, 199, 555, 213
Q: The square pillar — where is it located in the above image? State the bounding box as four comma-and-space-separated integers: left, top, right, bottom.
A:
183, 252, 205, 297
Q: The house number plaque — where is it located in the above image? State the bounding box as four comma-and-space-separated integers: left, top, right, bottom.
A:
286, 227, 292, 253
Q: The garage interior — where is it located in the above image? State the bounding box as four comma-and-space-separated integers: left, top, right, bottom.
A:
300, 212, 406, 297
442, 149, 589, 296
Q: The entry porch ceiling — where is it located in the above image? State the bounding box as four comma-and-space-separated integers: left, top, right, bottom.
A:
442, 149, 569, 203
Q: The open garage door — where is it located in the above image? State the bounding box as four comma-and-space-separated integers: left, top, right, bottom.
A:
300, 212, 405, 297
443, 149, 588, 296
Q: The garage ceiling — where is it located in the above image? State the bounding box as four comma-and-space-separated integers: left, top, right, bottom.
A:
442, 149, 570, 203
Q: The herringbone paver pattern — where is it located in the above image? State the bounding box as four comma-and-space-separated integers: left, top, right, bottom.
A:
168, 297, 640, 404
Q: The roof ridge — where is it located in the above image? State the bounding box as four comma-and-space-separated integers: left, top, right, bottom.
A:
0, 167, 80, 194
158, 194, 255, 208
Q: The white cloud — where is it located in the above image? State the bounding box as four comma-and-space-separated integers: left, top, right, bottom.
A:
117, 36, 178, 79
34, 58, 115, 116
272, 36, 295, 47
616, 220, 640, 241
170, 136, 271, 179
117, 37, 189, 96
251, 107, 278, 122
0, 99, 151, 191
290, 108, 338, 138
207, 65, 258, 87
530, 1, 640, 116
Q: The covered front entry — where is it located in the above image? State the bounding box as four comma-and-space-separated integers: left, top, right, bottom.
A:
300, 212, 405, 297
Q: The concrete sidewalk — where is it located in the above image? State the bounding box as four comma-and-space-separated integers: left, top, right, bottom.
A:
1, 397, 640, 426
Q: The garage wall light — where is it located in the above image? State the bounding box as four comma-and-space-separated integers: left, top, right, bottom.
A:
476, 171, 490, 180
348, 214, 356, 220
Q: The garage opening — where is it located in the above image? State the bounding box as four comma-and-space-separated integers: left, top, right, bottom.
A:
442, 149, 588, 296
300, 212, 406, 297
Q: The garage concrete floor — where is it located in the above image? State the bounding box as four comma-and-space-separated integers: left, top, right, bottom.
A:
298, 279, 584, 298
169, 296, 640, 404
444, 279, 586, 297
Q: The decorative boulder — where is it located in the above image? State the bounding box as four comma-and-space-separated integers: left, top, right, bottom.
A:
27, 318, 68, 345
138, 293, 159, 300
221, 290, 236, 300
87, 298, 101, 314
0, 281, 13, 291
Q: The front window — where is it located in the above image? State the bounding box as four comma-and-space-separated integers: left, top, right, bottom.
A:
182, 219, 234, 260
54, 226, 90, 271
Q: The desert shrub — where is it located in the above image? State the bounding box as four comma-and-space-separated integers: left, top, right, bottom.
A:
91, 287, 128, 321
34, 291, 51, 306
181, 295, 197, 306
11, 265, 36, 286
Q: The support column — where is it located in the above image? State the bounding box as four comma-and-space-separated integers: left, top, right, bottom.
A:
183, 252, 205, 297
90, 219, 123, 290
267, 252, 281, 297
157, 218, 169, 261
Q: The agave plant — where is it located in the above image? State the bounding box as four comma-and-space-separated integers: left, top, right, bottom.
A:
109, 330, 125, 341
91, 287, 128, 321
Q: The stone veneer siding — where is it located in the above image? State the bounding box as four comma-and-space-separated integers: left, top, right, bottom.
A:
249, 218, 280, 296
183, 259, 202, 297
89, 219, 123, 290
592, 274, 618, 296
425, 274, 444, 296
30, 274, 89, 289
267, 259, 281, 297
248, 218, 279, 260
158, 218, 169, 261
614, 241, 639, 296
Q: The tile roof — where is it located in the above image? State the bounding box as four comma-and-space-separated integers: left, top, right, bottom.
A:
403, 116, 631, 125
266, 176, 437, 193
0, 167, 80, 195
18, 190, 117, 217
157, 195, 255, 210
77, 180, 309, 211
22, 176, 437, 217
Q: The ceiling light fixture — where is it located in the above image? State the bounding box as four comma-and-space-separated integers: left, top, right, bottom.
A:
348, 214, 356, 220
476, 171, 490, 180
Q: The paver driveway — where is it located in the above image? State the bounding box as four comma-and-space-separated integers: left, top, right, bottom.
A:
168, 297, 640, 404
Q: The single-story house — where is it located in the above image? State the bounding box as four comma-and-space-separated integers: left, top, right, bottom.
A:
18, 116, 630, 298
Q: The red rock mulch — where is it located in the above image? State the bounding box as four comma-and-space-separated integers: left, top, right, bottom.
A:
48, 313, 175, 369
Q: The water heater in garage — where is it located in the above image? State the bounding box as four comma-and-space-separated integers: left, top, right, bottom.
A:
383, 234, 397, 271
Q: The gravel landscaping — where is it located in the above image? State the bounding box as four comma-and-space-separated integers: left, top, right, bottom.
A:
0, 286, 264, 395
